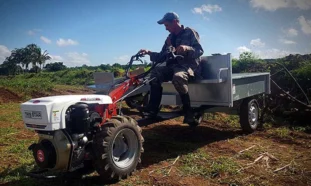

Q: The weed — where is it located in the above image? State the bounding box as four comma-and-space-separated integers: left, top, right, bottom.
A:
210, 156, 240, 176
0, 163, 36, 184
270, 127, 291, 139
204, 113, 215, 120
204, 112, 240, 128
238, 151, 254, 160
180, 150, 240, 179
120, 178, 150, 186
0, 127, 19, 136
291, 126, 309, 132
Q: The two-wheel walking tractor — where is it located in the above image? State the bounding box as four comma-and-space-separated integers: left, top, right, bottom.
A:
20, 51, 270, 180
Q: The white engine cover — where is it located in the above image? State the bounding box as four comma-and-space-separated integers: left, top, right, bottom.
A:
20, 94, 112, 131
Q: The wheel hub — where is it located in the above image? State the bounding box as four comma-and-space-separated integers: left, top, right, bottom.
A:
248, 105, 257, 125
112, 128, 138, 168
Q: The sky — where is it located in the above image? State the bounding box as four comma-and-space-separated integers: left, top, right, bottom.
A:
0, 0, 311, 67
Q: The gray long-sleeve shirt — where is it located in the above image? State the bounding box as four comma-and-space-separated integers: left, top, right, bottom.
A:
149, 26, 204, 76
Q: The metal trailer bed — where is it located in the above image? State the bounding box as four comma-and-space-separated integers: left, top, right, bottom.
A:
159, 54, 270, 108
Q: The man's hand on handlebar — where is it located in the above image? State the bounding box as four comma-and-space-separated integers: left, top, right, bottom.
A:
139, 49, 151, 55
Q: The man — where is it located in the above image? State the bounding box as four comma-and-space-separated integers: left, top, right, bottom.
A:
139, 12, 204, 124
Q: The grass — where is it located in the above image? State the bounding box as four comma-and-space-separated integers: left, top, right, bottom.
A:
0, 77, 54, 99
179, 149, 240, 179
0, 103, 22, 123
204, 112, 240, 128
269, 127, 292, 139
0, 127, 19, 147
0, 164, 37, 185
0, 69, 98, 100
0, 137, 37, 184
119, 176, 151, 186
291, 126, 311, 132
0, 102, 36, 175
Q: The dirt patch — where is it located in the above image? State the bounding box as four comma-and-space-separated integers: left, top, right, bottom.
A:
30, 86, 96, 99
0, 88, 22, 103
49, 86, 95, 96
0, 86, 96, 103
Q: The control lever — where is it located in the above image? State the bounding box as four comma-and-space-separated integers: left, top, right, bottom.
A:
166, 46, 184, 61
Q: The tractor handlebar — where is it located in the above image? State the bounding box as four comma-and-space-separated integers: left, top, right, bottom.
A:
124, 47, 184, 79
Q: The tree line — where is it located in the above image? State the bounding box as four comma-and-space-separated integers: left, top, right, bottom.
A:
0, 44, 51, 75
0, 43, 149, 76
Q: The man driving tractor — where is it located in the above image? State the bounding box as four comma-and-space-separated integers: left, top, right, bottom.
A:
139, 12, 204, 124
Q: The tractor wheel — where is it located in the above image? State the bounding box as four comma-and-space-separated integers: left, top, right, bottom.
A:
240, 98, 261, 133
93, 116, 144, 180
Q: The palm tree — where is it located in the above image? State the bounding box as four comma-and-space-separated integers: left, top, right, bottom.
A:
20, 48, 32, 71
10, 48, 30, 72
26, 44, 39, 70
38, 50, 51, 70
25, 44, 51, 73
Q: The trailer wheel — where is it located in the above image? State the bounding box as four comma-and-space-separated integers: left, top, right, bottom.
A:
93, 116, 143, 180
240, 98, 260, 133
188, 110, 204, 127
125, 93, 148, 109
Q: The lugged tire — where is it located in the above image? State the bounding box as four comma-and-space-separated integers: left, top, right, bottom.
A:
93, 115, 143, 180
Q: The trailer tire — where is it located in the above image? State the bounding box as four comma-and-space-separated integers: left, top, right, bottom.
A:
93, 116, 143, 181
240, 98, 260, 133
188, 110, 204, 127
125, 93, 148, 109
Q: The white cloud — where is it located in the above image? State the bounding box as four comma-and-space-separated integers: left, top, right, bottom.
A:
250, 0, 289, 11
0, 45, 11, 63
279, 38, 296, 44
40, 36, 52, 44
237, 46, 251, 53
48, 52, 90, 67
66, 52, 90, 66
56, 38, 79, 46
250, 38, 265, 47
250, 0, 311, 11
282, 28, 298, 37
49, 55, 64, 62
298, 16, 311, 35
254, 48, 294, 59
113, 55, 130, 64
234, 47, 296, 59
27, 29, 42, 36
192, 4, 222, 16
27, 30, 35, 35
295, 0, 311, 9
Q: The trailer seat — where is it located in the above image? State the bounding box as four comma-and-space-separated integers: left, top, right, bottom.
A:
190, 54, 230, 84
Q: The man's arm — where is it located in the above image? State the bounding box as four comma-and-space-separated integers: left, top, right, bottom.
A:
140, 35, 172, 63
149, 42, 168, 63
176, 29, 204, 59
149, 34, 172, 63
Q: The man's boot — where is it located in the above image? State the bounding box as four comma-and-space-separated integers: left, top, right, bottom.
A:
142, 85, 163, 119
180, 93, 195, 124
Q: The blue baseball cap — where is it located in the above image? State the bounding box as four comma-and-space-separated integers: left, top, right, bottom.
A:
157, 12, 179, 24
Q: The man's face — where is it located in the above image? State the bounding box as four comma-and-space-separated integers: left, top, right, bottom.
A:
163, 21, 175, 33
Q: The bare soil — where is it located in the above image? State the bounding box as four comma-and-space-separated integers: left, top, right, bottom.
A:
0, 88, 21, 104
